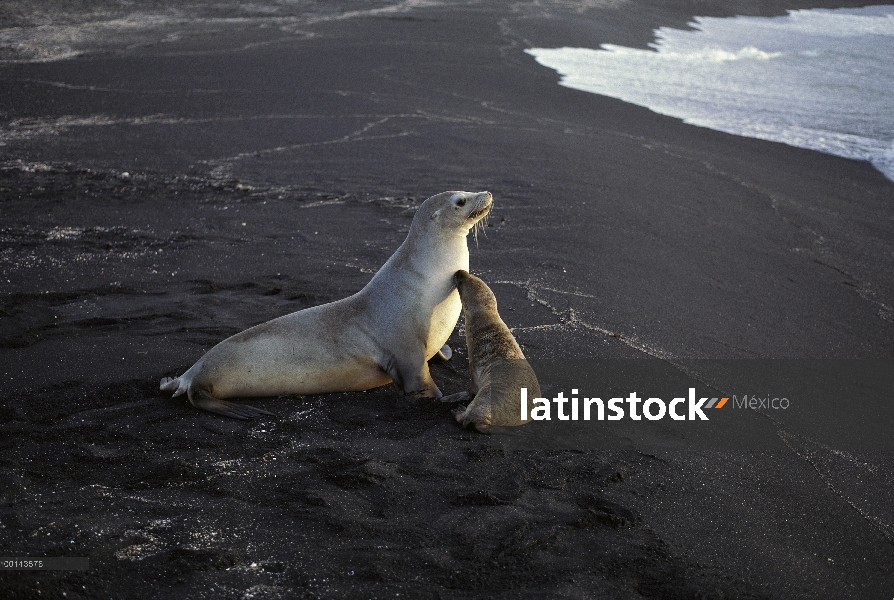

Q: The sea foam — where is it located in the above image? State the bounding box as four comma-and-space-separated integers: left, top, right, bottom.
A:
527, 6, 894, 181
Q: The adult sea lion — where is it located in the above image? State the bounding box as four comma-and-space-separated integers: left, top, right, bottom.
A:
160, 190, 493, 419
445, 270, 539, 433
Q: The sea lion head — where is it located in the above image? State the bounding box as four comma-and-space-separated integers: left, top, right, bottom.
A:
453, 269, 498, 315
417, 190, 493, 235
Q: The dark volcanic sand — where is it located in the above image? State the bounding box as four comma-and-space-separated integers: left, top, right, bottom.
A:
1, 1, 893, 598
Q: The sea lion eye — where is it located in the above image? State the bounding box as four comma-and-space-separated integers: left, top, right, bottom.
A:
456, 198, 467, 207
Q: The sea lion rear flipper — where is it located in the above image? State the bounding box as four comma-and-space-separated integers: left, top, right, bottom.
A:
439, 391, 470, 403
432, 344, 452, 362
189, 387, 275, 420
160, 376, 188, 397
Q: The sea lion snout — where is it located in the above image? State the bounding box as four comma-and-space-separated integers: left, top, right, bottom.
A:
453, 270, 496, 315
467, 192, 492, 220
453, 269, 480, 304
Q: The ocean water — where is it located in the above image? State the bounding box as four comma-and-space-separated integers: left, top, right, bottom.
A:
526, 6, 894, 181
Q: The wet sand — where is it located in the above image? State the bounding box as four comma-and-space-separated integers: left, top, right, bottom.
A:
2, 1, 893, 598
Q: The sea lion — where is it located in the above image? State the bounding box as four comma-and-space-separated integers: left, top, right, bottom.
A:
445, 270, 539, 433
160, 190, 493, 419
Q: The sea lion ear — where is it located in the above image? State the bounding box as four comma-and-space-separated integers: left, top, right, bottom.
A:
430, 208, 443, 220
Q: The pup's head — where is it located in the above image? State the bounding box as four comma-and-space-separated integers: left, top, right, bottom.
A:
453, 269, 498, 314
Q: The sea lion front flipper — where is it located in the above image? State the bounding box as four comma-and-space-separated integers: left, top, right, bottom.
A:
384, 353, 442, 400
188, 387, 275, 420
451, 405, 470, 424
451, 400, 493, 434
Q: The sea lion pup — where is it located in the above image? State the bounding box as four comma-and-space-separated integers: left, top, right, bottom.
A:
160, 191, 493, 419
445, 270, 539, 433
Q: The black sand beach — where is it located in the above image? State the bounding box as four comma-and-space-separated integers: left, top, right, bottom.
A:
2, 1, 893, 598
